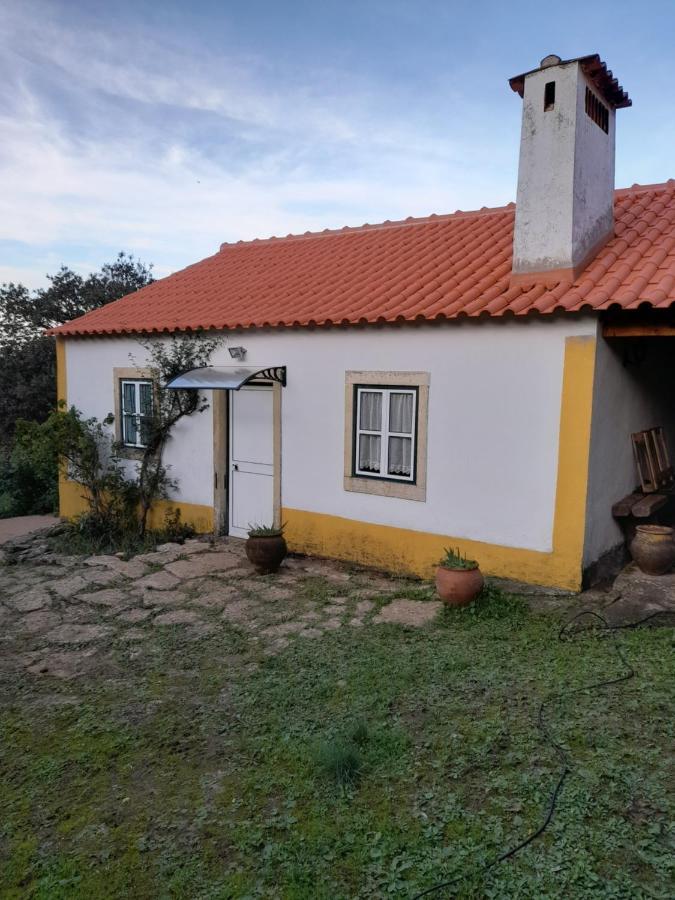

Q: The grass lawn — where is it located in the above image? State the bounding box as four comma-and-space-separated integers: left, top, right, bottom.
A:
1, 588, 672, 898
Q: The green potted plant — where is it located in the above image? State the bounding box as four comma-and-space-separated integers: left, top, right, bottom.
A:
435, 547, 483, 606
245, 523, 287, 574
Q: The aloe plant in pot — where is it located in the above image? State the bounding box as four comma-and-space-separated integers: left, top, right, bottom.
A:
245, 523, 287, 575
435, 547, 483, 606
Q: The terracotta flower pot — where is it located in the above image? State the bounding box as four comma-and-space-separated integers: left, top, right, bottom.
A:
630, 524, 675, 576
435, 565, 484, 606
245, 534, 287, 575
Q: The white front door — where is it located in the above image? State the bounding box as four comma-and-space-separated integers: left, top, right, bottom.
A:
228, 386, 274, 538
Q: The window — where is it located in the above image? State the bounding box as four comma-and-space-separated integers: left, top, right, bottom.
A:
355, 387, 417, 482
120, 379, 153, 447
344, 371, 429, 502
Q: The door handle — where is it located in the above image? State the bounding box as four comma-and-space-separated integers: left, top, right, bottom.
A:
232, 463, 239, 471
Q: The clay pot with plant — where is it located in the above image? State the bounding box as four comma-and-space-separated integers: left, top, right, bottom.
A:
245, 523, 287, 575
630, 524, 675, 576
435, 547, 484, 606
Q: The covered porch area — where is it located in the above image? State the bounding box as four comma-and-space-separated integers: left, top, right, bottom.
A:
584, 311, 675, 584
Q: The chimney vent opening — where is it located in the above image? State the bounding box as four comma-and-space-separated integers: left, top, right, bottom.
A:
544, 81, 556, 111
585, 86, 609, 133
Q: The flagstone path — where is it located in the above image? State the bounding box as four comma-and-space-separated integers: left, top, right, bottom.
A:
0, 532, 441, 680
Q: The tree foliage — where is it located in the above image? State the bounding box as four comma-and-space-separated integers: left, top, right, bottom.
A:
0, 253, 153, 445
0, 416, 60, 517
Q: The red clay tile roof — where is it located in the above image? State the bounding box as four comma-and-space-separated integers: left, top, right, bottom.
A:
52, 180, 675, 337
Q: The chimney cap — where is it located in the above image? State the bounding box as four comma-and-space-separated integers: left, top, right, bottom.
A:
509, 53, 632, 109
540, 54, 562, 68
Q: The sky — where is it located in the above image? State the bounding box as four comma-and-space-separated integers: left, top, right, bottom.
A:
1, 0, 674, 289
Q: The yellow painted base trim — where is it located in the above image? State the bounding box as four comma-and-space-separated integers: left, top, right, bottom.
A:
284, 335, 597, 592
148, 499, 214, 534
283, 508, 561, 585
58, 480, 214, 534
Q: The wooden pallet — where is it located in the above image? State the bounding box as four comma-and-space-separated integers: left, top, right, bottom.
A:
632, 427, 674, 493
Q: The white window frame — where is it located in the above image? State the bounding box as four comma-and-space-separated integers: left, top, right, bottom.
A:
354, 386, 417, 483
120, 379, 153, 449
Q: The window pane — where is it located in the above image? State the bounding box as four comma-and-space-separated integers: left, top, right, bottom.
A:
389, 392, 413, 434
122, 382, 136, 414
358, 434, 381, 472
139, 383, 153, 417
388, 436, 412, 476
139, 417, 152, 447
123, 414, 138, 445
359, 391, 382, 431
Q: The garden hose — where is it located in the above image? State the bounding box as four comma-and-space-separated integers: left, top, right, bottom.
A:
411, 606, 673, 898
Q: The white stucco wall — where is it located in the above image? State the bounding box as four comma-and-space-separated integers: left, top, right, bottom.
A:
65, 316, 597, 553
513, 63, 577, 274
572, 73, 616, 266
584, 337, 675, 565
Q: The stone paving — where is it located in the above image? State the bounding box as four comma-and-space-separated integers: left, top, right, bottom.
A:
0, 531, 441, 680
3, 525, 672, 683
0, 514, 59, 545
580, 562, 675, 626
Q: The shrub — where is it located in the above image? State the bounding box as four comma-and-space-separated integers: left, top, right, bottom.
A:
315, 739, 362, 789
131, 334, 222, 536
247, 522, 285, 538
159, 507, 195, 543
0, 418, 60, 517
439, 546, 478, 571
349, 719, 370, 747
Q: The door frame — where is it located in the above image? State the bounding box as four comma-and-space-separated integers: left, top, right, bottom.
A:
212, 382, 282, 536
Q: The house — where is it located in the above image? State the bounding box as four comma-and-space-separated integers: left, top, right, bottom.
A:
51, 53, 675, 591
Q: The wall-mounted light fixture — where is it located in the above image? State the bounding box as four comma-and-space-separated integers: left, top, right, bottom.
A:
228, 346, 247, 361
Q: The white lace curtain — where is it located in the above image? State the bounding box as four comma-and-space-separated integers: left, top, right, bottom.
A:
359, 391, 382, 430
389, 393, 413, 433
388, 393, 413, 475
359, 435, 381, 472
358, 390, 414, 475
358, 392, 382, 471
388, 437, 410, 475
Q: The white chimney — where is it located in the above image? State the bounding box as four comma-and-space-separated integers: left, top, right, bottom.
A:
509, 54, 631, 285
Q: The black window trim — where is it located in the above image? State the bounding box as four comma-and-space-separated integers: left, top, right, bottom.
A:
351, 383, 420, 485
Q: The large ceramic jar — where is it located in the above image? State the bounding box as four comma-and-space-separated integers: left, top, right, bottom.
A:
435, 566, 484, 606
630, 524, 675, 576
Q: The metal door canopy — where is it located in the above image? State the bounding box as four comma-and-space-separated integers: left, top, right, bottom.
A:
166, 366, 286, 390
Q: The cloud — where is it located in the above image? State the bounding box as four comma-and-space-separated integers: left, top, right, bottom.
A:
0, 0, 518, 288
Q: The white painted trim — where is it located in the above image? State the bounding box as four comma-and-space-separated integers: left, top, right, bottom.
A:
120, 378, 153, 448
354, 387, 417, 482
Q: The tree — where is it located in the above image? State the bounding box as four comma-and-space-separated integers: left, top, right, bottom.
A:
0, 253, 153, 446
